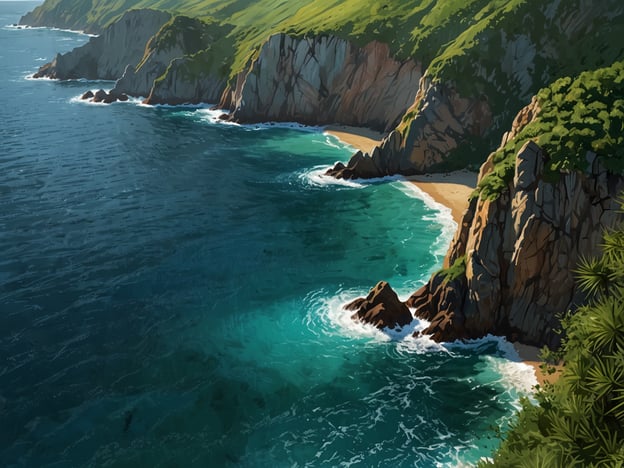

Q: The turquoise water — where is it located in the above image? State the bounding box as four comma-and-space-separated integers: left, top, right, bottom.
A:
0, 2, 535, 466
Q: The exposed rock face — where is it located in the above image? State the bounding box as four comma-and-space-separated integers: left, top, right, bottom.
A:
328, 78, 492, 178
220, 34, 422, 132
114, 16, 228, 102
144, 54, 227, 105
327, 1, 624, 180
33, 10, 171, 80
346, 281, 413, 330
408, 98, 624, 347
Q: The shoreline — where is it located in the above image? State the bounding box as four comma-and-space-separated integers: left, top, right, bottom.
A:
407, 171, 477, 224
324, 124, 385, 154
323, 125, 476, 225
513, 342, 562, 387
326, 124, 556, 386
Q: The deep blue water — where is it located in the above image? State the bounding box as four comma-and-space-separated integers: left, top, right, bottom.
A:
0, 2, 535, 467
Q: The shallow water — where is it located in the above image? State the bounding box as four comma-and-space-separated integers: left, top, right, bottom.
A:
0, 2, 535, 466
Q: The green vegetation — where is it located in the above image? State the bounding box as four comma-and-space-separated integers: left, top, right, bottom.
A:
440, 255, 466, 283
23, 0, 624, 163
141, 15, 235, 80
482, 213, 624, 467
478, 61, 624, 200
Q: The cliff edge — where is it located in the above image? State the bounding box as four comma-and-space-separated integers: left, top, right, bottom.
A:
407, 64, 624, 347
33, 9, 171, 81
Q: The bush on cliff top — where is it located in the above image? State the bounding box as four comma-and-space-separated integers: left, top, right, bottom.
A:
482, 215, 624, 467
477, 61, 624, 200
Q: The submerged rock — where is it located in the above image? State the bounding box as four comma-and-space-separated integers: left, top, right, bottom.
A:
346, 281, 413, 330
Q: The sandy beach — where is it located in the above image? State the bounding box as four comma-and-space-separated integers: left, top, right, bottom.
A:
408, 171, 478, 224
514, 342, 562, 386
324, 125, 477, 224
324, 124, 385, 154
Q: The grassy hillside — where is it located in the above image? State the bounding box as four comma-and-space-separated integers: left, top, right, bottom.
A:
20, 0, 582, 80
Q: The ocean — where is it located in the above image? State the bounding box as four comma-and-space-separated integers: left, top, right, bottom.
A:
0, 2, 535, 466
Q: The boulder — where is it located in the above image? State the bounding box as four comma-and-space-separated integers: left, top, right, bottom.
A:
92, 89, 107, 103
81, 90, 94, 100
346, 281, 413, 329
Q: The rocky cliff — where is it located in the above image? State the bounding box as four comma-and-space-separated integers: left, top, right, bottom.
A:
328, 0, 624, 179
327, 78, 492, 178
144, 52, 227, 105
219, 34, 422, 132
113, 16, 231, 102
407, 95, 624, 347
34, 9, 171, 81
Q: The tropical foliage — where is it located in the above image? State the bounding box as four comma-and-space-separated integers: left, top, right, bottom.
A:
482, 211, 624, 467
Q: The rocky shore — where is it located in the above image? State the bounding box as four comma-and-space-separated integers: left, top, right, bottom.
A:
23, 4, 624, 353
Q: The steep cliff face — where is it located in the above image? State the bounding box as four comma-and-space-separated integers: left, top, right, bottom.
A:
219, 34, 422, 132
144, 52, 227, 105
113, 15, 231, 101
33, 9, 171, 81
408, 97, 624, 347
327, 78, 492, 178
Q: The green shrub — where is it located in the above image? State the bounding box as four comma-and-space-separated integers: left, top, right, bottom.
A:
477, 61, 624, 200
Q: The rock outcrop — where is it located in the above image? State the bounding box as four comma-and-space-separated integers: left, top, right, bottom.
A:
327, 79, 492, 178
407, 98, 624, 347
113, 16, 230, 102
143, 52, 227, 105
346, 281, 413, 330
219, 34, 422, 132
33, 9, 171, 80
81, 89, 128, 103
327, 1, 624, 179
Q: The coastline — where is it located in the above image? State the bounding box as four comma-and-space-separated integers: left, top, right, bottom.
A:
326, 125, 556, 387
324, 124, 385, 154
514, 342, 562, 386
323, 125, 476, 225
408, 171, 477, 224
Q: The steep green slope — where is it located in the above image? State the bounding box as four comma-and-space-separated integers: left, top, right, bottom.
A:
20, 0, 577, 80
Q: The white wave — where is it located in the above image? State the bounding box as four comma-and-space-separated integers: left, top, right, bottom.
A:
193, 108, 326, 133
5, 24, 97, 37
138, 101, 211, 110
308, 289, 449, 355
24, 73, 52, 81
446, 335, 538, 395
396, 181, 457, 262
301, 166, 366, 189
320, 134, 347, 150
